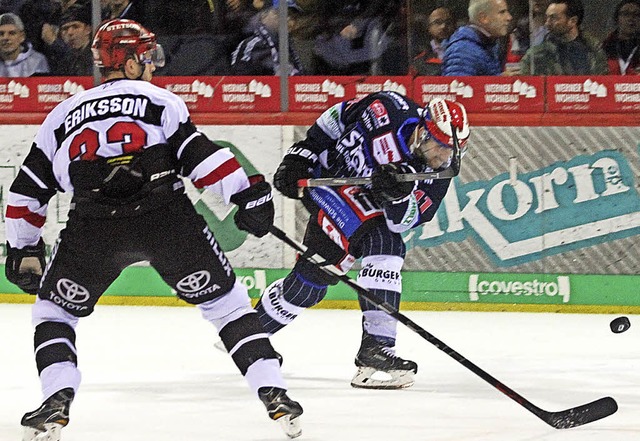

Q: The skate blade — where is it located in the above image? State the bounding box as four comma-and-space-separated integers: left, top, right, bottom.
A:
350, 366, 415, 390
277, 414, 302, 439
23, 423, 62, 441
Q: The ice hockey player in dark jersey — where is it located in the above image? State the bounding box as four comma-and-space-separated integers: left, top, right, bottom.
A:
255, 92, 470, 389
7, 19, 302, 440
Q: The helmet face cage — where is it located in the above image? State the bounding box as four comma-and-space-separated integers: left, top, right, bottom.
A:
92, 19, 165, 70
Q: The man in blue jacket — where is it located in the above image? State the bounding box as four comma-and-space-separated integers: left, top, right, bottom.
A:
442, 0, 512, 76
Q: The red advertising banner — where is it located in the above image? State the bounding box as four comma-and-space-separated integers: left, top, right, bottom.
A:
288, 76, 413, 112
0, 77, 93, 112
151, 76, 281, 112
413, 76, 545, 113
2, 75, 639, 116
546, 75, 640, 112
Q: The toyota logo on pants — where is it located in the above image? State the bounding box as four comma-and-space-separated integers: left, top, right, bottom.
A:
56, 278, 90, 303
177, 270, 211, 292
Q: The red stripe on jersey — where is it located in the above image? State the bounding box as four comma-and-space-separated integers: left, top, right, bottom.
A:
420, 197, 433, 213
414, 189, 433, 213
193, 158, 242, 189
6, 205, 46, 228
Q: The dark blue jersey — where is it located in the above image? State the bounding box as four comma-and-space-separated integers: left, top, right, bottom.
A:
288, 91, 452, 233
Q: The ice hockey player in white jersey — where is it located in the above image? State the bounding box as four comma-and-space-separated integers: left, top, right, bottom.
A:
255, 92, 470, 389
6, 19, 302, 440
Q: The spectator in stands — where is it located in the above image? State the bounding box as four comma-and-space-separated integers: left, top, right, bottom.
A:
510, 0, 549, 57
519, 0, 609, 75
310, 0, 402, 75
18, 0, 64, 69
53, 2, 93, 75
18, 0, 91, 74
442, 0, 513, 76
602, 0, 640, 75
225, 0, 265, 36
410, 6, 456, 76
0, 11, 49, 76
101, 0, 142, 22
230, 0, 304, 75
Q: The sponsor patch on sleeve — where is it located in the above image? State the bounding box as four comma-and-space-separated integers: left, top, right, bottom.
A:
367, 99, 390, 128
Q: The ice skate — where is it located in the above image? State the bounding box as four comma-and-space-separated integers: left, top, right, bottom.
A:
351, 335, 418, 389
258, 387, 303, 439
21, 388, 74, 441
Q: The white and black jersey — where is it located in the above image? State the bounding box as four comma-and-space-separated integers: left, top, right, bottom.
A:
6, 78, 251, 249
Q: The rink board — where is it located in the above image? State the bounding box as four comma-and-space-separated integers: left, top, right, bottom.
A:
0, 124, 638, 311
1, 266, 639, 314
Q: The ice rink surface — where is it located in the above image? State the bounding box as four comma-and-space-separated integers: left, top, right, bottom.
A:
0, 303, 638, 441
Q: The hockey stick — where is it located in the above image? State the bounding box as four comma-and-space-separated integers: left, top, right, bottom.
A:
268, 225, 618, 429
297, 168, 456, 188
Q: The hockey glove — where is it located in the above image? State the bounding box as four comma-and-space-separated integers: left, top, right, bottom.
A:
371, 163, 417, 204
5, 239, 46, 294
230, 175, 275, 238
273, 158, 313, 199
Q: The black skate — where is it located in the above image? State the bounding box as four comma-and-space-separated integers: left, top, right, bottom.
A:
351, 335, 418, 389
258, 387, 303, 439
21, 388, 74, 441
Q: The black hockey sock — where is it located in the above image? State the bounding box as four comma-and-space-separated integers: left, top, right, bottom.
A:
34, 322, 78, 375
218, 312, 279, 375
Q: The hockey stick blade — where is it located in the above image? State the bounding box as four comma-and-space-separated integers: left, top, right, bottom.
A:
268, 225, 618, 429
533, 396, 618, 429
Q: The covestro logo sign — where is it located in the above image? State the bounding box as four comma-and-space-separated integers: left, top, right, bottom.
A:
468, 274, 570, 303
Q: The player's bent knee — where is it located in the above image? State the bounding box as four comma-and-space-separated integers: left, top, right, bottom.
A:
259, 278, 307, 326
357, 255, 404, 293
196, 281, 253, 330
294, 258, 340, 286
32, 298, 80, 328
218, 312, 278, 375
34, 321, 78, 375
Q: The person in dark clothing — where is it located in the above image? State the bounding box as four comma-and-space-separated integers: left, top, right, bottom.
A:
602, 0, 640, 75
519, 0, 608, 75
230, 0, 304, 75
310, 0, 403, 75
17, 0, 68, 72
53, 2, 93, 75
410, 6, 456, 76
255, 92, 470, 390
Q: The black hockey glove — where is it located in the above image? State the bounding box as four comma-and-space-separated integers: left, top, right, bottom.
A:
5, 239, 46, 294
230, 175, 275, 238
273, 158, 313, 199
371, 163, 416, 204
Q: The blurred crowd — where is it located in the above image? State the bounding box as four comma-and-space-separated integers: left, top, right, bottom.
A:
0, 0, 638, 77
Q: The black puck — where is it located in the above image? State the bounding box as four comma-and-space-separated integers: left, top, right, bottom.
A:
610, 316, 631, 334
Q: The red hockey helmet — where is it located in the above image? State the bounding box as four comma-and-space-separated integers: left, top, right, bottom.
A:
91, 19, 165, 70
410, 98, 470, 167
423, 98, 469, 150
